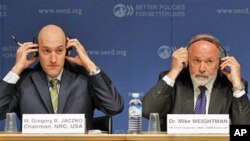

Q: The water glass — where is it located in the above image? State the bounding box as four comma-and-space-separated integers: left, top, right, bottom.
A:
4, 113, 18, 132
148, 113, 161, 133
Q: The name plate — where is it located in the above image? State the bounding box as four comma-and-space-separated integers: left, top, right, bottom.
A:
167, 114, 229, 134
22, 114, 86, 134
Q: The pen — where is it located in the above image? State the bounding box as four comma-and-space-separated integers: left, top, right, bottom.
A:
11, 35, 21, 45
11, 35, 38, 58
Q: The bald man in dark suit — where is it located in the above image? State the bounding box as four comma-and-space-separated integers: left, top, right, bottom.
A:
0, 24, 124, 129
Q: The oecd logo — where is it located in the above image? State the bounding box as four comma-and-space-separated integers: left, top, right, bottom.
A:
113, 4, 133, 18
158, 45, 172, 59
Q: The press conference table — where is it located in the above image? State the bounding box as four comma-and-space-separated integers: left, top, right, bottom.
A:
0, 133, 229, 141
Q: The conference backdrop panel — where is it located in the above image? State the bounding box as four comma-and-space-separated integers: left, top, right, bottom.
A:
0, 0, 250, 133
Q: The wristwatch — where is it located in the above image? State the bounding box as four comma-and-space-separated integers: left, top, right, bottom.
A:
232, 82, 245, 92
89, 66, 101, 76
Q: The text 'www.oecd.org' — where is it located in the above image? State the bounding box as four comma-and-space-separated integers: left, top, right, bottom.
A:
87, 49, 127, 57
38, 8, 82, 15
216, 8, 249, 15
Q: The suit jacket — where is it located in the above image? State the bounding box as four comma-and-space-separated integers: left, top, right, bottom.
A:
0, 61, 124, 129
142, 68, 250, 131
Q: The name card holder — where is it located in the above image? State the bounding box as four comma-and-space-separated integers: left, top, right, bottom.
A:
22, 114, 86, 134
167, 114, 229, 134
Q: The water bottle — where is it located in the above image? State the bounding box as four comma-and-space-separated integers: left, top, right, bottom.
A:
128, 93, 142, 134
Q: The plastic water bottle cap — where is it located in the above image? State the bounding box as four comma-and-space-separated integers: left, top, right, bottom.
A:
132, 93, 139, 98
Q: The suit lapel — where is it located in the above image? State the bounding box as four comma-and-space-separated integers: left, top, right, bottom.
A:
209, 89, 223, 114
208, 74, 227, 114
57, 69, 75, 113
182, 83, 195, 114
176, 69, 194, 114
31, 70, 54, 113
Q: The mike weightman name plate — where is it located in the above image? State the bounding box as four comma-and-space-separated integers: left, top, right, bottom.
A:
167, 114, 229, 134
22, 114, 86, 134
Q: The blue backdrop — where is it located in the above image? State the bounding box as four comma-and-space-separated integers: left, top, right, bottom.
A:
0, 0, 250, 133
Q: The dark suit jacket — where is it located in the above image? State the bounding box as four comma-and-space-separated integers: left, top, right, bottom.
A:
142, 68, 250, 131
0, 61, 124, 130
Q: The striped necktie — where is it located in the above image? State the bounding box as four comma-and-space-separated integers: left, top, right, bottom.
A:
194, 86, 207, 114
49, 79, 59, 113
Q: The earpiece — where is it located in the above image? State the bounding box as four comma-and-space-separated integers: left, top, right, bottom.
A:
32, 36, 39, 57
65, 35, 72, 56
65, 47, 71, 56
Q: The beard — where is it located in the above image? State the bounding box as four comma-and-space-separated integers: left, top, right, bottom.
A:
190, 71, 217, 86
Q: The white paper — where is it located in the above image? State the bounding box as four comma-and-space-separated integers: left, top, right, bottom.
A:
167, 114, 229, 134
22, 114, 86, 134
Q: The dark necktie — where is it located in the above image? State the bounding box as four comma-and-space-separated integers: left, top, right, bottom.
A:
49, 79, 58, 113
194, 86, 207, 114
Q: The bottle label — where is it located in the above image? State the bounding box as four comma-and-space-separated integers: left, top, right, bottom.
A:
129, 105, 142, 117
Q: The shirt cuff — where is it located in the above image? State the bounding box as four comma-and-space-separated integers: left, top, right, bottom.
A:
162, 75, 175, 87
233, 90, 246, 98
3, 71, 20, 84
